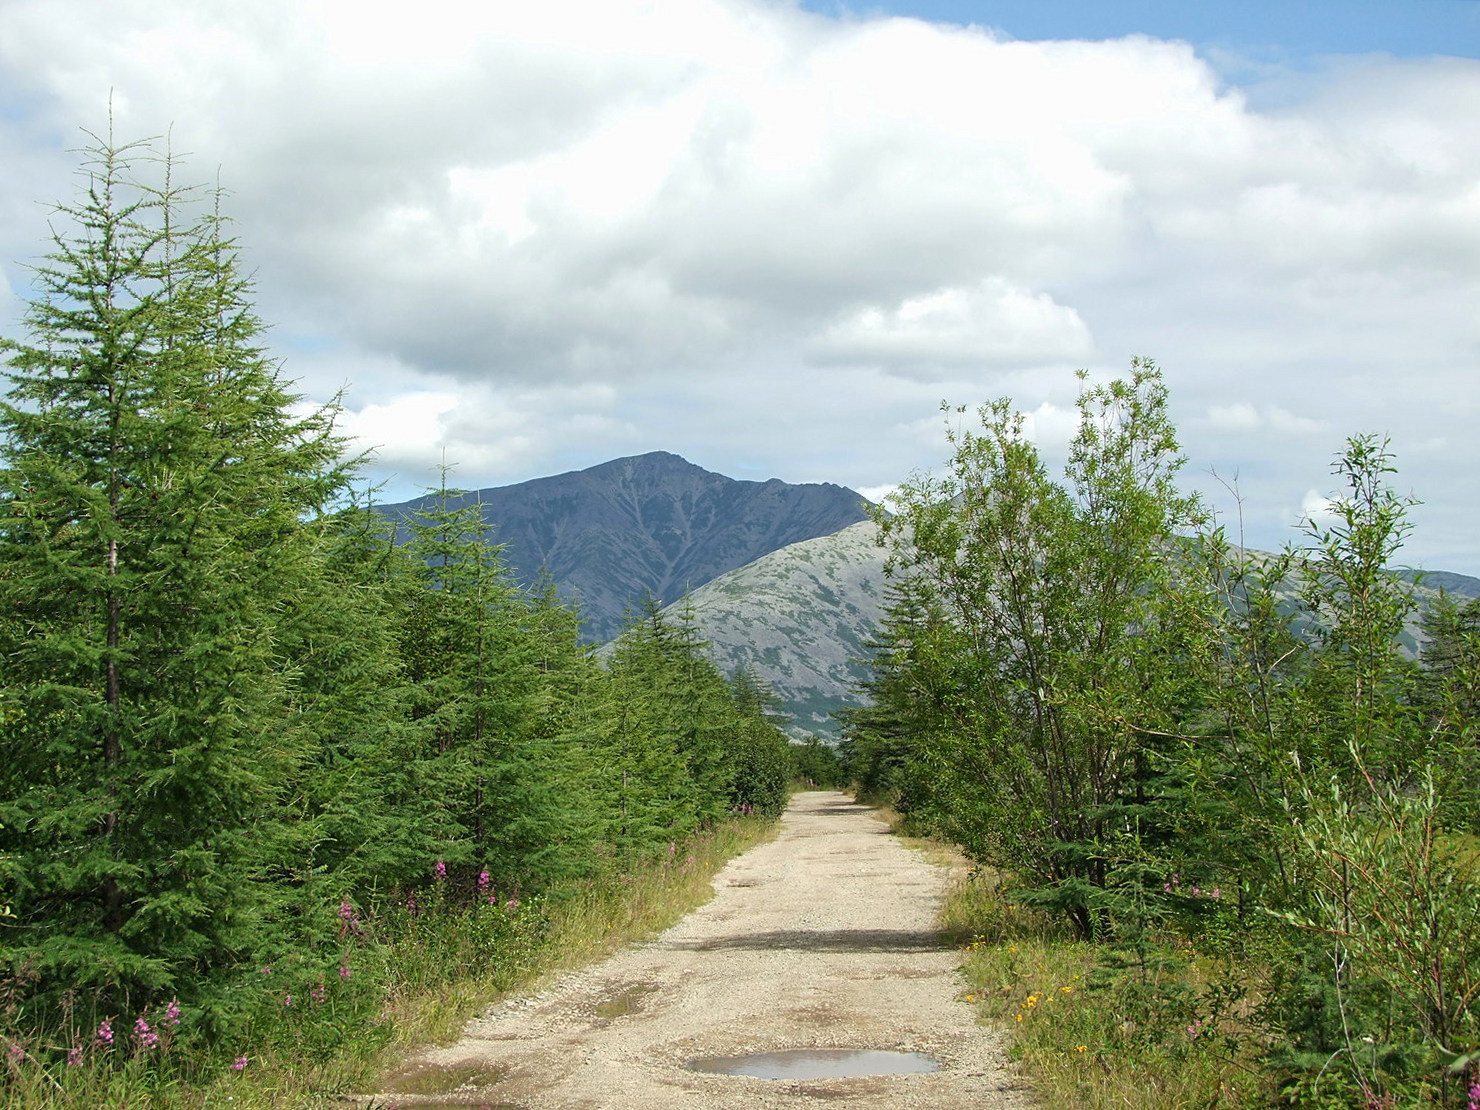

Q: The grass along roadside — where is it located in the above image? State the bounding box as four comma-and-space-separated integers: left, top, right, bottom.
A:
868, 802, 1261, 1106
942, 869, 1264, 1110
2, 814, 777, 1110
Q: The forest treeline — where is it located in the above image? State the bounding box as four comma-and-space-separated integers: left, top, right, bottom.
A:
840, 363, 1480, 1107
0, 138, 811, 1096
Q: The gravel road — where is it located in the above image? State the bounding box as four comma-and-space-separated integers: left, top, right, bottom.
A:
370, 790, 1035, 1109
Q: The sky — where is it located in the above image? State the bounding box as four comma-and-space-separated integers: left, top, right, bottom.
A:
0, 0, 1477, 573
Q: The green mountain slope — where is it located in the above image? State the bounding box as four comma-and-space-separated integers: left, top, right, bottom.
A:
669, 520, 887, 738
668, 526, 1479, 741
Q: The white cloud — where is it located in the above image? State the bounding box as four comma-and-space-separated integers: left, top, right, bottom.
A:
1020, 402, 1081, 451
855, 483, 898, 505
337, 391, 461, 471
1300, 489, 1339, 528
1204, 403, 1327, 437
0, 1, 1475, 570
810, 279, 1094, 378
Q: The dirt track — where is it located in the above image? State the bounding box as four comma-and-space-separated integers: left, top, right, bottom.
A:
369, 791, 1034, 1109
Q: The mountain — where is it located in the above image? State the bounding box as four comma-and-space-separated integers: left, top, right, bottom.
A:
1398, 568, 1480, 600
675, 520, 888, 739
376, 451, 873, 643
668, 529, 1480, 741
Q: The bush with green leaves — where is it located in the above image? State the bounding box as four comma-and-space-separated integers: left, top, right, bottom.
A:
855, 367, 1480, 1103
867, 360, 1208, 938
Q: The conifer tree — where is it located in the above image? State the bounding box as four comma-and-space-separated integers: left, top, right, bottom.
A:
274, 502, 424, 892
837, 578, 957, 819
597, 601, 704, 861
657, 601, 737, 825
0, 134, 348, 1015
724, 671, 793, 818
394, 481, 595, 889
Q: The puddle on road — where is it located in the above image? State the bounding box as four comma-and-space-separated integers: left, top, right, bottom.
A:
594, 981, 658, 1019
687, 1048, 940, 1080
382, 1061, 507, 1095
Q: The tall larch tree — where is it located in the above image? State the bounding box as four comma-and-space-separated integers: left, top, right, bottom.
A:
0, 134, 349, 1020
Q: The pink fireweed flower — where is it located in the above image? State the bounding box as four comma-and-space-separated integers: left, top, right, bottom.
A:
66, 1045, 82, 1068
232, 1055, 248, 1071
311, 984, 327, 1005
96, 1019, 114, 1046
339, 964, 352, 979
164, 999, 181, 1026
1467, 1075, 1479, 1110
282, 993, 293, 1008
259, 965, 272, 976
433, 860, 447, 881
477, 870, 490, 892
134, 1017, 158, 1050
338, 900, 365, 938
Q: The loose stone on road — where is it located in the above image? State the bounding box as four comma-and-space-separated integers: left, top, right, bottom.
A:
372, 790, 1034, 1109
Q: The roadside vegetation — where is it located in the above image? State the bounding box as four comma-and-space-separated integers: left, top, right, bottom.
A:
0, 135, 802, 1107
6, 129, 1474, 1110
844, 363, 1480, 1108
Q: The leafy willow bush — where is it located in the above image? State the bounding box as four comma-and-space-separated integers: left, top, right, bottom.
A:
853, 366, 1480, 1105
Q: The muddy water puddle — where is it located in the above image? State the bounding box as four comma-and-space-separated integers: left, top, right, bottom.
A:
593, 981, 658, 1019
687, 1048, 941, 1079
372, 1059, 513, 1107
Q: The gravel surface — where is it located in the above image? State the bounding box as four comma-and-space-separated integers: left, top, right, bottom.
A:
368, 791, 1036, 1109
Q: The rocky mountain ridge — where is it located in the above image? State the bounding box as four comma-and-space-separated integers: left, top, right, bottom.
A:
677, 520, 888, 738
668, 527, 1480, 740
375, 451, 873, 644
375, 452, 1477, 740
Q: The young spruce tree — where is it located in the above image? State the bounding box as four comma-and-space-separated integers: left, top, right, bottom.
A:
0, 135, 348, 1020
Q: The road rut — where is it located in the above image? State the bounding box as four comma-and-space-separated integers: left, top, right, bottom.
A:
370, 790, 1034, 1109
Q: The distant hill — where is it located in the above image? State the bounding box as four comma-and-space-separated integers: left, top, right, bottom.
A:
374, 452, 1477, 735
667, 528, 1480, 741
1398, 568, 1480, 600
676, 520, 888, 739
375, 452, 872, 643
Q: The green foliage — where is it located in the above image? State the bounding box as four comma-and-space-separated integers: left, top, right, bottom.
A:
594, 600, 793, 850
788, 735, 846, 788
0, 133, 795, 1103
865, 360, 1206, 938
0, 132, 350, 1021
1417, 593, 1480, 833
857, 369, 1480, 1104
837, 578, 955, 823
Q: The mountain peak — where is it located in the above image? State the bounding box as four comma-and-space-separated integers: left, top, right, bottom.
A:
377, 453, 872, 642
